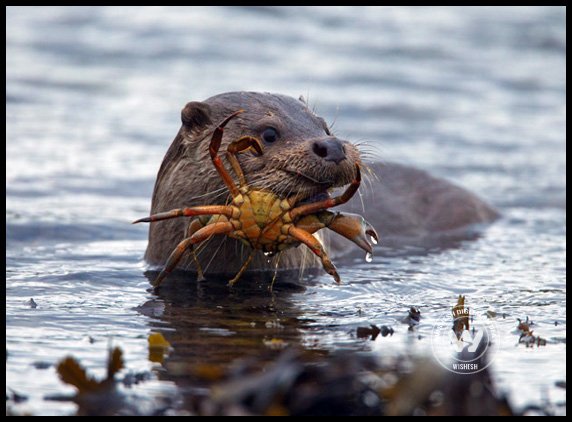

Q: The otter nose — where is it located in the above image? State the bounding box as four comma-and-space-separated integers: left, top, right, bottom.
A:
312, 138, 347, 164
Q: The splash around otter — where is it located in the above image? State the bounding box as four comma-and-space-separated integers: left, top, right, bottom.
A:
141, 91, 499, 278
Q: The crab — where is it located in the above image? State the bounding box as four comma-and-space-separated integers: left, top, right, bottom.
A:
133, 110, 378, 288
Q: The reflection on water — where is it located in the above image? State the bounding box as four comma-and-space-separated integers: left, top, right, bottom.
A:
143, 271, 310, 369
141, 272, 311, 376
6, 6, 565, 416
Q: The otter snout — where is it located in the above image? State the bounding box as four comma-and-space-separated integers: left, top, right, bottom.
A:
312, 138, 347, 165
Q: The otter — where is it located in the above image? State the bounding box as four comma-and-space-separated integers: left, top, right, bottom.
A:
143, 92, 498, 275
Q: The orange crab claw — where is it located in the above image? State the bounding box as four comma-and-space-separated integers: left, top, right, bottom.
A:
327, 211, 379, 254
295, 211, 379, 255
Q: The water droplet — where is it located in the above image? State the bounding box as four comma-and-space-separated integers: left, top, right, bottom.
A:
369, 235, 378, 245
365, 252, 373, 263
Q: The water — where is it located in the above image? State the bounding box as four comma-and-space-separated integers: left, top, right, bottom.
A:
6, 6, 566, 415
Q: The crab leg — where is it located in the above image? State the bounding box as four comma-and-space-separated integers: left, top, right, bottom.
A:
226, 136, 263, 187
289, 163, 361, 220
227, 248, 256, 287
132, 205, 233, 224
186, 217, 208, 282
287, 225, 341, 283
152, 221, 234, 288
209, 110, 245, 197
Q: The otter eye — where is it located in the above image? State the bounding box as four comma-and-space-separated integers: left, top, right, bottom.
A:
262, 127, 279, 143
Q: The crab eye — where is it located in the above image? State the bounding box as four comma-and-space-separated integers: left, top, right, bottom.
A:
262, 127, 279, 143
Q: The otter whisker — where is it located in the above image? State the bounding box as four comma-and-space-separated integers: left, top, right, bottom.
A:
186, 185, 228, 202
202, 234, 228, 275
281, 167, 334, 185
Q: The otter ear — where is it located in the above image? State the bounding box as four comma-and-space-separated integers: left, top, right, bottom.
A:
181, 102, 212, 129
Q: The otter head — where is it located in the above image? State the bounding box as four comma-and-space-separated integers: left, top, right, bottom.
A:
178, 92, 361, 204
146, 91, 362, 266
